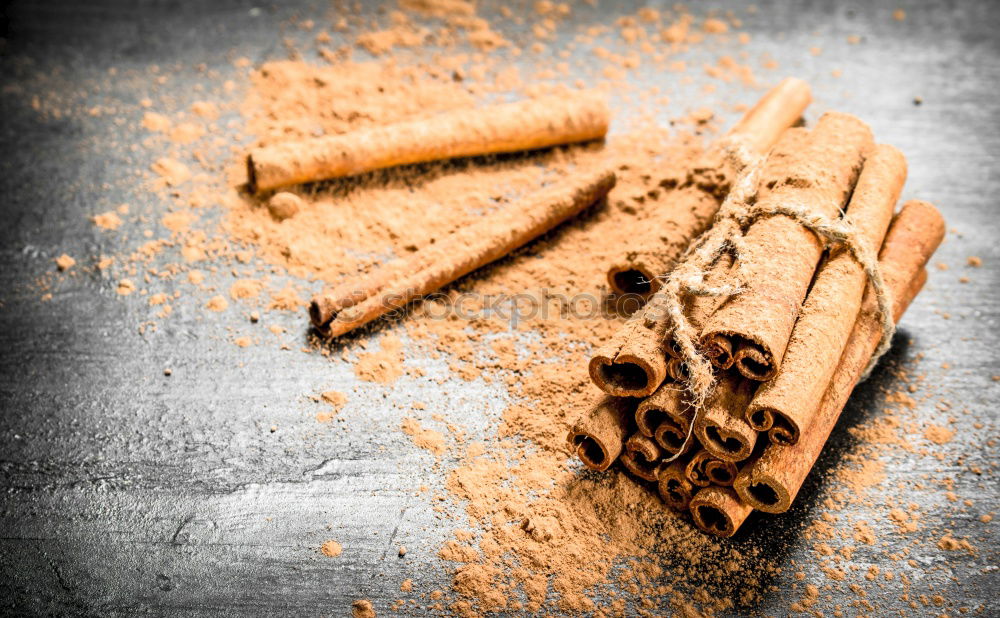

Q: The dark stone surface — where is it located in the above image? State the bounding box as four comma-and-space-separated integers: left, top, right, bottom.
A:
0, 1, 997, 616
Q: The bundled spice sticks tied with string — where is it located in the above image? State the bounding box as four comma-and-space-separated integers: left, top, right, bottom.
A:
570, 86, 945, 538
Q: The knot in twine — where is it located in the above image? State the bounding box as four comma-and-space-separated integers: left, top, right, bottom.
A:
658, 140, 896, 463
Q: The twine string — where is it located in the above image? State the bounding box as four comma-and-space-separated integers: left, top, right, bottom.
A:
658, 141, 896, 464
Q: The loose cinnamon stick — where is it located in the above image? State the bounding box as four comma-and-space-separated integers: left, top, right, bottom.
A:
635, 384, 693, 454
693, 374, 758, 462
701, 112, 874, 380
734, 200, 945, 513
657, 457, 695, 510
567, 395, 638, 472
746, 145, 907, 442
690, 486, 753, 538
606, 78, 812, 297
310, 167, 615, 337
621, 433, 664, 482
247, 93, 610, 192
589, 128, 806, 398
685, 449, 738, 487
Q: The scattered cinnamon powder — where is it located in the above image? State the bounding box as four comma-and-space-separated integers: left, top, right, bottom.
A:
354, 334, 405, 384
229, 279, 264, 301
401, 417, 445, 455
205, 295, 228, 312
93, 210, 124, 230
54, 254, 75, 271
151, 157, 191, 186
923, 424, 955, 445
116, 279, 136, 295
142, 111, 170, 132
351, 599, 375, 618
321, 539, 343, 557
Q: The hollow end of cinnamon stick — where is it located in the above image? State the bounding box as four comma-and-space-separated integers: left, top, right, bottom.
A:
690, 486, 753, 538
607, 264, 661, 298
637, 385, 692, 454
309, 297, 332, 333
621, 433, 663, 482
567, 396, 636, 471
588, 354, 662, 398
733, 339, 774, 380
702, 333, 736, 370
657, 460, 695, 510
693, 375, 758, 462
635, 401, 666, 438
766, 412, 799, 446
685, 450, 718, 487
570, 434, 615, 471
697, 417, 757, 463
746, 405, 773, 432
654, 421, 689, 454
706, 460, 738, 486
733, 468, 792, 513
705, 424, 747, 458
666, 357, 687, 381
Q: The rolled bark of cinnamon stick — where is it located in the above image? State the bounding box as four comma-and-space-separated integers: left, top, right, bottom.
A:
635, 384, 693, 454
247, 93, 610, 192
685, 449, 738, 487
567, 395, 639, 471
693, 374, 758, 462
606, 78, 812, 298
589, 128, 805, 398
700, 112, 874, 380
310, 167, 615, 337
665, 252, 736, 361
746, 145, 907, 442
734, 200, 945, 513
657, 456, 695, 510
690, 486, 753, 538
621, 433, 664, 482
665, 357, 687, 381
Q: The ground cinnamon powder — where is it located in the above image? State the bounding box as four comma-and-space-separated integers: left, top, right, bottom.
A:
33, 1, 989, 615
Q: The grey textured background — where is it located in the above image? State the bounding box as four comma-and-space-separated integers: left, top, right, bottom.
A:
0, 1, 997, 616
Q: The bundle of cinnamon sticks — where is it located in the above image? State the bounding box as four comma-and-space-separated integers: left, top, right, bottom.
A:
569, 88, 945, 538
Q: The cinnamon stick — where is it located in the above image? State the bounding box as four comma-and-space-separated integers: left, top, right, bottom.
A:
621, 433, 664, 482
665, 357, 687, 381
589, 128, 806, 398
310, 167, 615, 337
734, 200, 945, 513
746, 145, 907, 442
657, 457, 695, 510
700, 112, 874, 380
685, 449, 738, 487
693, 374, 758, 462
635, 384, 693, 454
567, 395, 638, 471
247, 93, 610, 192
665, 252, 735, 361
690, 486, 753, 538
606, 78, 812, 298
